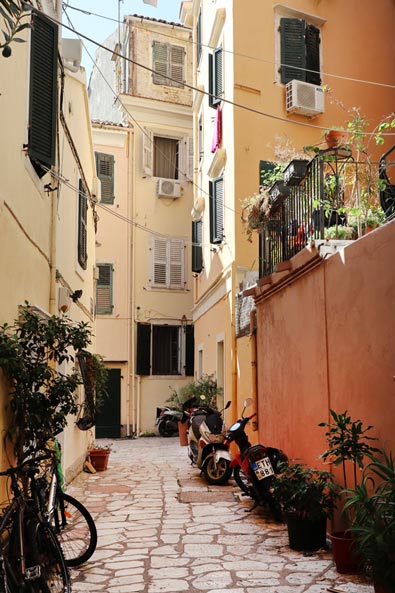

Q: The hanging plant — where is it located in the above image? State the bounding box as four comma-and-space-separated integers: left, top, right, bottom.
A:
241, 192, 271, 242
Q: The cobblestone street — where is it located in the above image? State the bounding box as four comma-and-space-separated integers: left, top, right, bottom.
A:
67, 437, 373, 593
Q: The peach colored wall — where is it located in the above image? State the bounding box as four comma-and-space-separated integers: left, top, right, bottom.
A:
255, 222, 395, 475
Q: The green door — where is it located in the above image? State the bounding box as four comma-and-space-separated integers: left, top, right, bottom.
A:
96, 368, 121, 438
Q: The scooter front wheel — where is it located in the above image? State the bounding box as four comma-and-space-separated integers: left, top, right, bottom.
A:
158, 419, 178, 437
233, 465, 251, 495
202, 457, 232, 485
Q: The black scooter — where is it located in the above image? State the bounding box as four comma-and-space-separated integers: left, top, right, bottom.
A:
225, 398, 287, 519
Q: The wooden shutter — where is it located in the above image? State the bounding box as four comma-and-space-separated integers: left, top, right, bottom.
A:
142, 127, 153, 176
209, 47, 223, 108
96, 263, 113, 314
185, 324, 195, 376
196, 10, 202, 64
95, 152, 114, 204
259, 160, 276, 190
169, 239, 184, 288
170, 45, 184, 87
152, 41, 168, 84
152, 237, 168, 286
78, 180, 88, 270
280, 18, 306, 84
192, 219, 203, 273
180, 137, 193, 181
209, 177, 224, 244
305, 24, 321, 85
136, 323, 151, 375
28, 11, 58, 174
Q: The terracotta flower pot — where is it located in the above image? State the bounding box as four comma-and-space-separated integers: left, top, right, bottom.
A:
329, 531, 360, 574
89, 448, 110, 471
178, 421, 188, 446
325, 130, 347, 149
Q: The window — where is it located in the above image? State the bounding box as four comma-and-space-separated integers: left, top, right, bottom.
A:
95, 152, 115, 204
152, 41, 184, 88
143, 130, 193, 181
192, 219, 203, 273
78, 180, 88, 269
150, 237, 185, 289
198, 113, 203, 164
208, 47, 223, 108
280, 18, 321, 85
136, 322, 194, 376
28, 11, 58, 177
209, 176, 224, 244
96, 263, 113, 314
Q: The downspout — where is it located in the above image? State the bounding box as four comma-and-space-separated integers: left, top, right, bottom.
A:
249, 308, 258, 430
49, 190, 57, 315
125, 126, 133, 438
129, 124, 137, 437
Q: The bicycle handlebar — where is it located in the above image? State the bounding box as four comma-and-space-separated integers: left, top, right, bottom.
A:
0, 454, 52, 478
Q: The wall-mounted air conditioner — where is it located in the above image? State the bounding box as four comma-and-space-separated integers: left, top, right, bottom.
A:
285, 80, 325, 117
156, 179, 181, 198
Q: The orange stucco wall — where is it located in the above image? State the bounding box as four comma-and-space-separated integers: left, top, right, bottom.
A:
255, 221, 395, 481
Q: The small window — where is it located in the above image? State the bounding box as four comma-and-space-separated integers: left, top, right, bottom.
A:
208, 47, 223, 108
96, 263, 114, 314
142, 131, 193, 181
280, 18, 321, 85
153, 137, 179, 179
209, 176, 224, 244
192, 219, 203, 273
95, 152, 115, 204
151, 237, 185, 289
78, 180, 88, 269
152, 41, 184, 88
136, 322, 194, 376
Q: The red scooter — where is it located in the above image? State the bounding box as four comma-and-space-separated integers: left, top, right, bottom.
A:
225, 398, 287, 519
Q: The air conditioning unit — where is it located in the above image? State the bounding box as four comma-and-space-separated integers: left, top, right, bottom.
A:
285, 80, 325, 117
157, 179, 181, 198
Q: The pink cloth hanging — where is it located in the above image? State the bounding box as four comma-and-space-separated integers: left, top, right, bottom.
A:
211, 105, 222, 153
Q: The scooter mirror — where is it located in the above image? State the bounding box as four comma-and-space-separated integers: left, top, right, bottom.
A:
243, 397, 253, 408
225, 400, 231, 410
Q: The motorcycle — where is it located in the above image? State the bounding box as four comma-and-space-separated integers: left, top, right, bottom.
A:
183, 397, 232, 485
155, 405, 183, 437
225, 398, 287, 519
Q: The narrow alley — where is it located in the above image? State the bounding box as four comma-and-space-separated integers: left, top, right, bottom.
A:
68, 437, 372, 593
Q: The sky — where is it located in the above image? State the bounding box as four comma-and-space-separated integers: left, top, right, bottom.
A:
62, 1, 183, 77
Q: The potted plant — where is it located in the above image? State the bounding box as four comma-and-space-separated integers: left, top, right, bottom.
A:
319, 409, 380, 573
271, 461, 339, 552
344, 449, 395, 593
88, 443, 112, 471
324, 225, 357, 240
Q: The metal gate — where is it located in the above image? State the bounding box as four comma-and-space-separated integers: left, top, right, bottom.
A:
96, 368, 121, 438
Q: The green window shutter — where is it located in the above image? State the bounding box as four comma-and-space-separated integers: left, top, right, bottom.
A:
136, 323, 151, 375
95, 152, 114, 204
209, 177, 224, 244
78, 180, 88, 270
185, 324, 195, 376
96, 263, 113, 314
305, 24, 321, 85
28, 11, 58, 176
209, 47, 223, 108
280, 18, 306, 84
192, 219, 203, 273
259, 160, 276, 190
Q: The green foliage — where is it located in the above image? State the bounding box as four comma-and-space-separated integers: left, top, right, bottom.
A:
272, 461, 340, 521
167, 374, 222, 411
324, 225, 357, 240
0, 0, 32, 55
319, 409, 379, 489
0, 304, 96, 460
344, 450, 395, 589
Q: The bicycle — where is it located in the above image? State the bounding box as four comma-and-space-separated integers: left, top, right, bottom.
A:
32, 443, 97, 567
0, 457, 71, 592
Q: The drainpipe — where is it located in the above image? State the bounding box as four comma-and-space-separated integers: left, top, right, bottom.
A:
250, 308, 258, 430
129, 125, 137, 437
125, 126, 133, 437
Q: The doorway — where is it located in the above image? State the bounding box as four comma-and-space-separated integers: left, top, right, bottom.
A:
96, 368, 121, 438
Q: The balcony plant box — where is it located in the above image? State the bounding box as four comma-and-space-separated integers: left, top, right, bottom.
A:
283, 159, 309, 186
268, 180, 290, 210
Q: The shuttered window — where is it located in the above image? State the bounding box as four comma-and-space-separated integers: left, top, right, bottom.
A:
208, 47, 223, 108
142, 131, 193, 180
96, 263, 114, 314
151, 237, 185, 289
152, 41, 184, 88
78, 180, 88, 270
192, 219, 203, 273
280, 18, 321, 85
196, 10, 202, 64
136, 322, 194, 376
95, 152, 115, 204
209, 177, 224, 244
28, 11, 58, 177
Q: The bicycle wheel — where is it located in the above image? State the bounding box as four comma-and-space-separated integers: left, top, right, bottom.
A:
52, 493, 97, 567
27, 518, 71, 593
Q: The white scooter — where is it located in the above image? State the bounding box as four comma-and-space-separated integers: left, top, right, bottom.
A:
184, 398, 232, 485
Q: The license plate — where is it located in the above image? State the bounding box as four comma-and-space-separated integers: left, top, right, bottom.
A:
251, 457, 274, 480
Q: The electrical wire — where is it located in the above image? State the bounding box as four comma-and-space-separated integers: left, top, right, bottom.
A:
64, 2, 395, 91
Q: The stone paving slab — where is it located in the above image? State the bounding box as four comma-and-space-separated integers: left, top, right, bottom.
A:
67, 437, 374, 593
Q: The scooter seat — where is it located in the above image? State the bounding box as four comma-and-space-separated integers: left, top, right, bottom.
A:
191, 414, 206, 439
